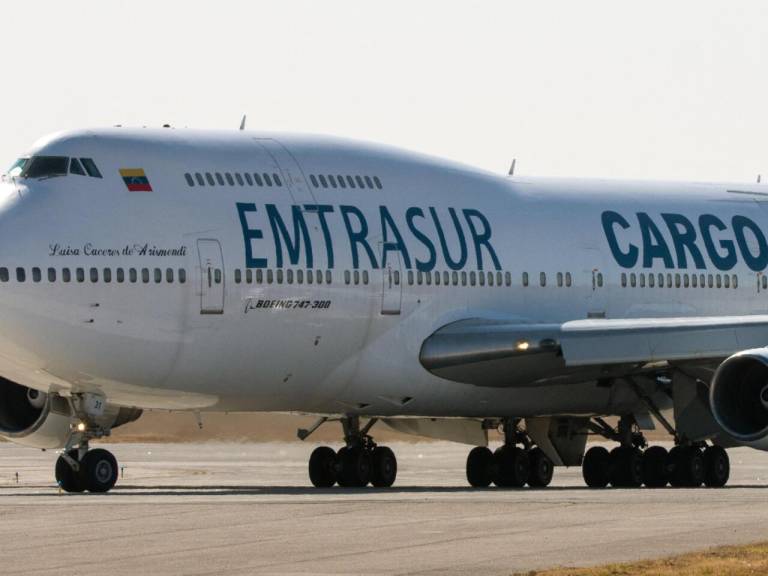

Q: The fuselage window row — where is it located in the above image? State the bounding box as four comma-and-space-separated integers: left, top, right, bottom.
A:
309, 174, 383, 190
0, 267, 187, 285
620, 272, 739, 289
185, 171, 283, 189
234, 268, 333, 286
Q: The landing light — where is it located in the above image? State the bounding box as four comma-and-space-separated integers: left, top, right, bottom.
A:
76, 422, 86, 432
515, 340, 530, 351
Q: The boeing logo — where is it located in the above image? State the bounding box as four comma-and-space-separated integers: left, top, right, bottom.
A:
603, 210, 768, 271
237, 203, 502, 271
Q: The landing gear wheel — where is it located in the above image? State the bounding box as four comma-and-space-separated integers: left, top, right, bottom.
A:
642, 446, 669, 488
527, 447, 554, 488
582, 446, 611, 488
669, 446, 704, 487
81, 449, 118, 493
609, 446, 643, 488
55, 450, 85, 493
466, 446, 495, 487
309, 446, 337, 488
371, 446, 397, 488
337, 447, 372, 488
703, 446, 730, 488
494, 446, 529, 488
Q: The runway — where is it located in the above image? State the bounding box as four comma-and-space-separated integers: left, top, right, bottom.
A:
1, 441, 768, 575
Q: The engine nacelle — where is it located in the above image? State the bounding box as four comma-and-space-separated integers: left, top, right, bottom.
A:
710, 349, 768, 449
0, 377, 142, 449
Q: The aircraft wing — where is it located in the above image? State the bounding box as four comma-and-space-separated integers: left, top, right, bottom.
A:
420, 315, 768, 387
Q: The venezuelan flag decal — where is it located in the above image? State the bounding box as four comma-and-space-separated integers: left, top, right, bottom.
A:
119, 168, 153, 192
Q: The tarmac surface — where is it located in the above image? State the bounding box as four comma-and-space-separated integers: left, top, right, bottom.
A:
1, 441, 768, 576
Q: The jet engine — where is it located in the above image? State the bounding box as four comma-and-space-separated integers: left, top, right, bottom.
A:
710, 349, 768, 449
0, 377, 141, 449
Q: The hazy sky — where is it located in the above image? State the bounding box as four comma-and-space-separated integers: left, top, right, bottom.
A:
2, 1, 767, 182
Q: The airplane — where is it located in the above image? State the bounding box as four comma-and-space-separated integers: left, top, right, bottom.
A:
0, 126, 766, 493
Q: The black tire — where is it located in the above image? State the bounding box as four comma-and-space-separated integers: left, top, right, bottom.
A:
309, 446, 337, 488
703, 445, 730, 488
642, 446, 669, 488
337, 447, 371, 488
55, 450, 85, 493
527, 447, 554, 488
81, 449, 118, 493
609, 446, 642, 488
494, 446, 530, 488
669, 446, 704, 488
371, 446, 397, 488
466, 446, 494, 487
582, 446, 611, 488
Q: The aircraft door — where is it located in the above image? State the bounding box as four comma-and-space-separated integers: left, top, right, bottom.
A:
255, 138, 317, 205
197, 239, 225, 315
381, 245, 402, 315
582, 248, 607, 318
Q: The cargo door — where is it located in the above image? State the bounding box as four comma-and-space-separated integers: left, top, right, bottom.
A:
197, 239, 224, 315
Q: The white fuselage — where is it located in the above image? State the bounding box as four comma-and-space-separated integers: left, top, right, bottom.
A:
0, 128, 765, 419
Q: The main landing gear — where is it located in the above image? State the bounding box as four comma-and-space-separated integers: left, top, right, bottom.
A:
465, 419, 554, 488
56, 445, 119, 493
306, 416, 398, 488
581, 415, 730, 488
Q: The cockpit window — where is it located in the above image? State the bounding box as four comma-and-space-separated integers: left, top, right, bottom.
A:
69, 158, 86, 176
80, 158, 102, 178
21, 156, 69, 179
6, 158, 28, 177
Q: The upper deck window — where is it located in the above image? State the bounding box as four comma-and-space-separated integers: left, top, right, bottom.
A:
22, 156, 69, 179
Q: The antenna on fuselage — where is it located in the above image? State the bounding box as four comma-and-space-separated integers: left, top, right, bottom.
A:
508, 158, 516, 176
758, 174, 762, 184
239, 115, 247, 131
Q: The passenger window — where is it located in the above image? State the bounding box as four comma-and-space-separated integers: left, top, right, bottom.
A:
470, 271, 477, 286
154, 268, 162, 283
691, 274, 697, 288
700, 274, 705, 288
365, 176, 374, 189
276, 269, 283, 283
244, 173, 253, 186
558, 272, 564, 287
667, 273, 673, 288
273, 173, 282, 187
306, 270, 313, 284
80, 158, 102, 178
318, 175, 328, 188
310, 175, 319, 188
225, 173, 235, 186
461, 271, 467, 286
195, 173, 205, 186
353, 270, 360, 285
90, 268, 98, 283
63, 268, 71, 283
214, 269, 222, 284
254, 173, 264, 186
716, 274, 722, 288
394, 271, 400, 285
566, 272, 572, 287
597, 273, 603, 287
30, 267, 40, 282
649, 273, 655, 287
408, 271, 414, 285
328, 175, 337, 188
338, 175, 347, 189
235, 173, 244, 186
621, 273, 627, 287
252, 269, 259, 284
326, 270, 331, 284
540, 272, 546, 287
417, 271, 423, 285
639, 273, 645, 288
235, 269, 242, 284
215, 173, 225, 186
486, 272, 492, 286
130, 268, 138, 283
0, 268, 8, 282
179, 269, 186, 284
675, 273, 681, 288
355, 176, 365, 188
345, 270, 351, 284
425, 271, 432, 285
522, 272, 529, 287
69, 158, 86, 176
683, 274, 689, 288
658, 273, 664, 288
117, 268, 125, 283
347, 175, 356, 189
446, 271, 451, 285
103, 268, 112, 283
724, 274, 730, 288
631, 273, 637, 287
206, 173, 215, 186
362, 270, 369, 284
316, 270, 323, 284
267, 269, 274, 284
297, 269, 304, 284
47, 268, 56, 282
733, 274, 738, 289
185, 173, 195, 187
287, 269, 294, 284
76, 268, 85, 283
166, 268, 174, 283
455, 271, 460, 285
708, 274, 714, 288
435, 272, 441, 286
142, 268, 150, 283
264, 173, 273, 187
374, 176, 383, 189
